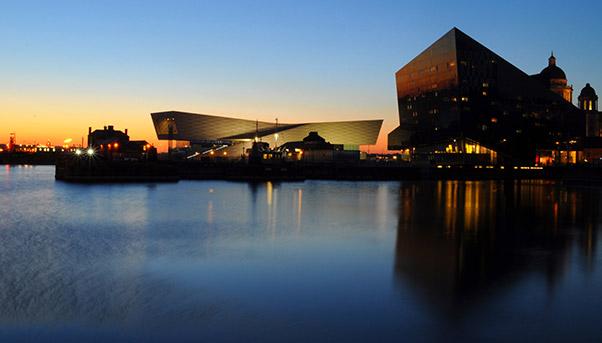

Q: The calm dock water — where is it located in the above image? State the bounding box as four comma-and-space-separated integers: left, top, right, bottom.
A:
1, 165, 601, 342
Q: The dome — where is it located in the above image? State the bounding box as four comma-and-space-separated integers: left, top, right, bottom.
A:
539, 52, 566, 81
580, 83, 597, 99
540, 65, 566, 80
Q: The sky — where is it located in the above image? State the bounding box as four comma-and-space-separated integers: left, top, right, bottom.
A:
1, 0, 601, 152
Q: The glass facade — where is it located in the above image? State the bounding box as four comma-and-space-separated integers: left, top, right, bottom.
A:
389, 28, 584, 162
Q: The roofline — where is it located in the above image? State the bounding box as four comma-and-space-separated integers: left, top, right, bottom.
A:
151, 111, 384, 126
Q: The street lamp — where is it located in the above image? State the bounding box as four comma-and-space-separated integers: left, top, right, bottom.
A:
87, 148, 94, 156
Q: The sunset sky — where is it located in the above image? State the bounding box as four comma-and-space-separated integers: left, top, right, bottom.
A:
2, 0, 601, 152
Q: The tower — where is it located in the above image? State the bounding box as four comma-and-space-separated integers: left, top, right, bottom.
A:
579, 83, 598, 111
579, 83, 600, 137
8, 133, 16, 152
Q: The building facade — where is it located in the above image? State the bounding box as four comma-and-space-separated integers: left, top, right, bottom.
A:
151, 111, 383, 157
388, 28, 593, 163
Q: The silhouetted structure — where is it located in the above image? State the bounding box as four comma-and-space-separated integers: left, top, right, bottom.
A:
279, 131, 359, 162
388, 28, 598, 164
580, 83, 600, 137
88, 125, 155, 160
533, 52, 573, 102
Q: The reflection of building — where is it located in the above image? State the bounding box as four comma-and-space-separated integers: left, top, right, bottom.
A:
394, 181, 599, 314
151, 111, 383, 157
388, 28, 597, 164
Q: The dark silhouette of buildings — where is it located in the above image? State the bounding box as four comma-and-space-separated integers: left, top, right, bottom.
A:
388, 28, 600, 164
88, 125, 155, 160
533, 52, 573, 102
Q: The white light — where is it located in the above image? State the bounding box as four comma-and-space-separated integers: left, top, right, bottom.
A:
75, 149, 82, 155
87, 148, 94, 156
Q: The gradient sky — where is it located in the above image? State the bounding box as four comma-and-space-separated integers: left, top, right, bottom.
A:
1, 0, 601, 152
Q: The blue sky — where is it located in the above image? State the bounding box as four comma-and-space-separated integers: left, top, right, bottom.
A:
1, 0, 601, 150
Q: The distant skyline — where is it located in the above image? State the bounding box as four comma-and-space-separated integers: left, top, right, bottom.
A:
1, 0, 601, 152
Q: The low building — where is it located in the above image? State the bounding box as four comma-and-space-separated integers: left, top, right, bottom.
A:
537, 137, 602, 166
151, 111, 383, 158
87, 125, 155, 160
279, 131, 359, 162
411, 137, 499, 166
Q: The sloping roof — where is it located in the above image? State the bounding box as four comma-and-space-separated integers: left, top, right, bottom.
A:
151, 111, 383, 145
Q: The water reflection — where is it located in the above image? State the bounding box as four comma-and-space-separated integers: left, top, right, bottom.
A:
394, 180, 601, 315
2, 167, 602, 341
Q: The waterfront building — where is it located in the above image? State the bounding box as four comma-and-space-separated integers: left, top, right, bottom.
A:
388, 27, 597, 164
151, 111, 382, 158
88, 125, 155, 160
279, 131, 360, 162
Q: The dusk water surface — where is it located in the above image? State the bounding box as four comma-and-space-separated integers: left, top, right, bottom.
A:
1, 166, 602, 342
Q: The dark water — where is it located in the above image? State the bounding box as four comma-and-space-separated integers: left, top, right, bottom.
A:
1, 165, 602, 342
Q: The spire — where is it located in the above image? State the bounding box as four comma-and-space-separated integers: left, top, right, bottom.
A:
549, 51, 556, 66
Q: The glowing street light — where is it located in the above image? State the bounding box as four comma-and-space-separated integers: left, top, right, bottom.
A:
75, 149, 82, 155
86, 148, 94, 156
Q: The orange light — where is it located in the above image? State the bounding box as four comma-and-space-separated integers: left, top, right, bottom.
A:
114, 143, 119, 148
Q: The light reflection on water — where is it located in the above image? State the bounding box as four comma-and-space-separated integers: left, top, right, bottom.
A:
0, 166, 601, 342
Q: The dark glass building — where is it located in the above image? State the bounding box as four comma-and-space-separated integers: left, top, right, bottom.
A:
388, 28, 585, 163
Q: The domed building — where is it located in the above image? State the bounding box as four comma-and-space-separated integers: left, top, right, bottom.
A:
579, 83, 600, 137
579, 83, 598, 111
537, 53, 573, 103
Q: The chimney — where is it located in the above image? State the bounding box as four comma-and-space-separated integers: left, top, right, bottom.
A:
108, 125, 114, 131
104, 126, 107, 130
88, 127, 92, 134
125, 128, 128, 135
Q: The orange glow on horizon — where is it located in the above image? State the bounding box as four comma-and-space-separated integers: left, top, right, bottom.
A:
1, 92, 398, 154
